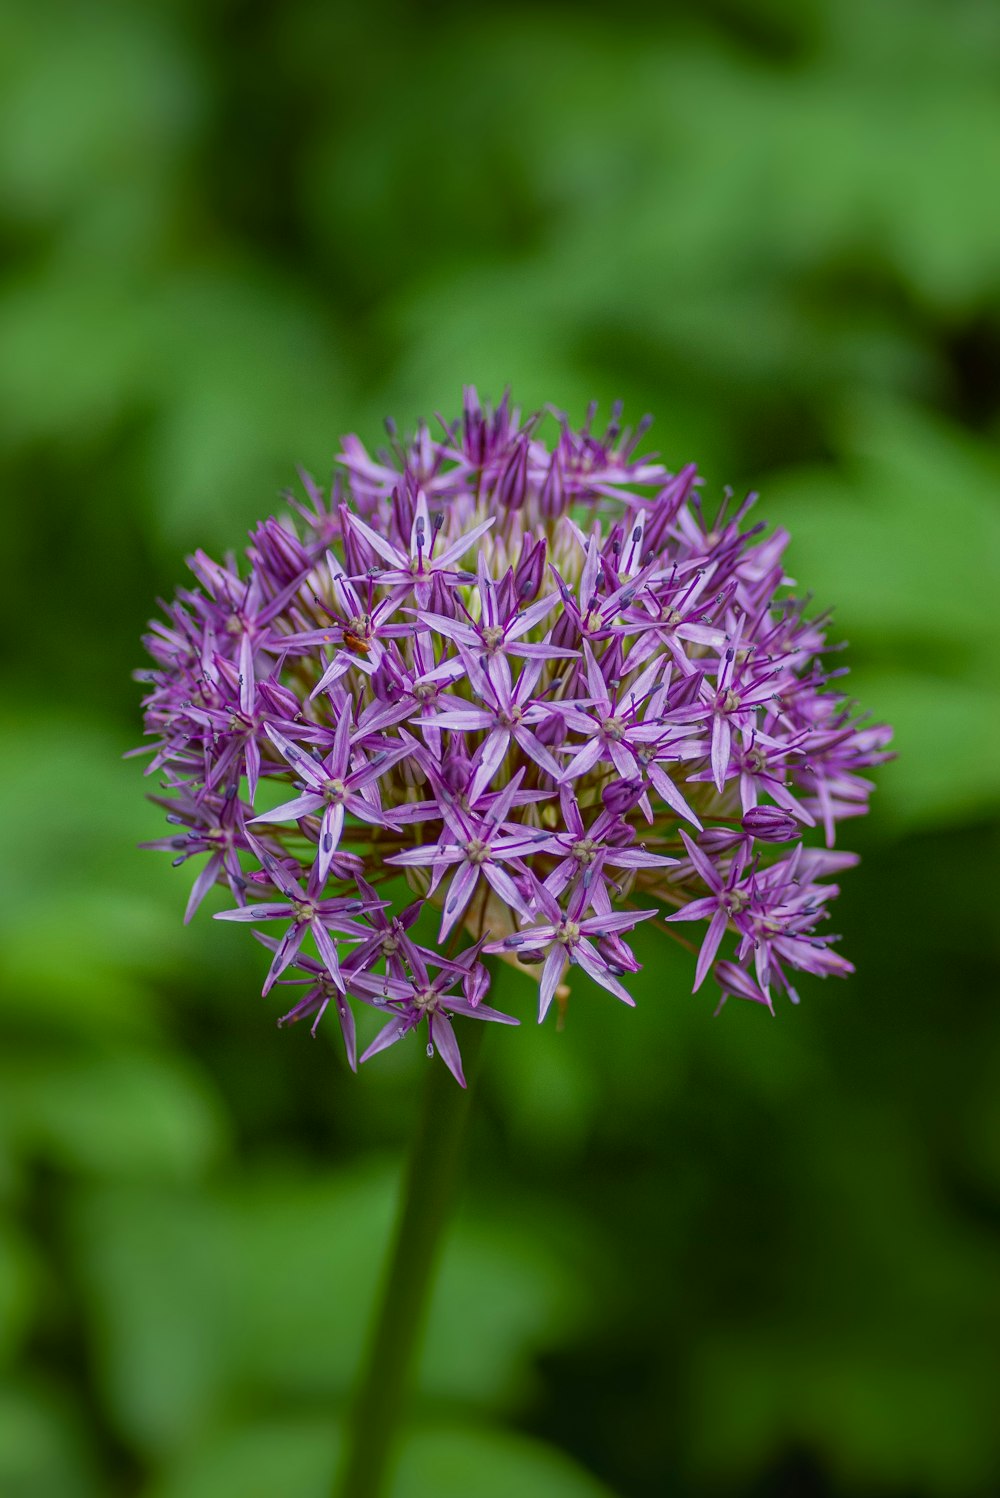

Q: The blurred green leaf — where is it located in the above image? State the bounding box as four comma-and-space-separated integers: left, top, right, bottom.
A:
766, 400, 1000, 828
0, 712, 176, 906
0, 271, 155, 444
0, 1224, 40, 1368
0, 713, 221, 1040
142, 268, 348, 548
0, 1381, 102, 1498
0, 909, 165, 1043
420, 1216, 584, 1409
0, 1051, 228, 1181
0, 6, 200, 231
394, 1422, 617, 1498
72, 1185, 230, 1458
848, 668, 999, 831
145, 1417, 338, 1498
768, 399, 1000, 651
689, 1335, 1000, 1495
145, 1415, 616, 1498
72, 1163, 587, 1457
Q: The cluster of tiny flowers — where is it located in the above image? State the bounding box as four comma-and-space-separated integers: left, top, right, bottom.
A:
135, 391, 891, 1085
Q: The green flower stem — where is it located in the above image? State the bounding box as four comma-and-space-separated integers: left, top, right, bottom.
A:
333, 1018, 487, 1498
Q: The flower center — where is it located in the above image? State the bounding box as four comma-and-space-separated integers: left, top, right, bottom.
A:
464, 837, 489, 865
481, 625, 505, 650
412, 987, 440, 1013
603, 716, 626, 741
324, 778, 346, 802
557, 919, 581, 947
570, 837, 598, 865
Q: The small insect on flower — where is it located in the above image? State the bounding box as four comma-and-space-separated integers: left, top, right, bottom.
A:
133, 390, 891, 1082
342, 621, 372, 656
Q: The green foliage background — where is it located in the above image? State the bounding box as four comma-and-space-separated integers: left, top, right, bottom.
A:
1, 2, 998, 1494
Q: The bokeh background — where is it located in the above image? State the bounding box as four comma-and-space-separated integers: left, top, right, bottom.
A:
2, 1, 999, 1495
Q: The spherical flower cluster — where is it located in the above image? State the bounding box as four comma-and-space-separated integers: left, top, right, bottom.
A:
135, 391, 891, 1084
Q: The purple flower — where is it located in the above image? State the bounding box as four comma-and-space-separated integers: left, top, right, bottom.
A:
343, 490, 496, 604
485, 871, 656, 1022
214, 832, 382, 995
141, 780, 249, 923
430, 651, 564, 798
249, 713, 410, 886
554, 643, 667, 784
528, 784, 676, 904
416, 552, 573, 664
387, 769, 536, 942
256, 940, 362, 1069
352, 941, 519, 1087
666, 831, 755, 991
135, 389, 891, 1081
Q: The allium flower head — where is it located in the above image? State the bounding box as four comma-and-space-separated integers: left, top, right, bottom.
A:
135, 391, 891, 1083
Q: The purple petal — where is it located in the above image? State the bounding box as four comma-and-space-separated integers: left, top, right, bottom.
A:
511, 726, 562, 783
263, 922, 308, 995
538, 947, 565, 1023
679, 830, 724, 893
580, 908, 655, 935
711, 714, 732, 795
429, 1013, 466, 1087
580, 536, 600, 606
439, 861, 481, 942
184, 854, 223, 924
694, 907, 729, 992
430, 708, 494, 731
264, 725, 326, 789
561, 738, 604, 781
317, 802, 346, 885
572, 939, 636, 1005
345, 510, 406, 567
433, 515, 497, 569
250, 792, 324, 825
360, 1014, 413, 1064
245, 737, 261, 805
506, 592, 560, 639
238, 631, 255, 715
336, 995, 358, 1070
481, 862, 531, 919
215, 902, 291, 922
583, 643, 611, 708
468, 729, 511, 803
646, 763, 702, 829
666, 896, 720, 923
312, 921, 346, 991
